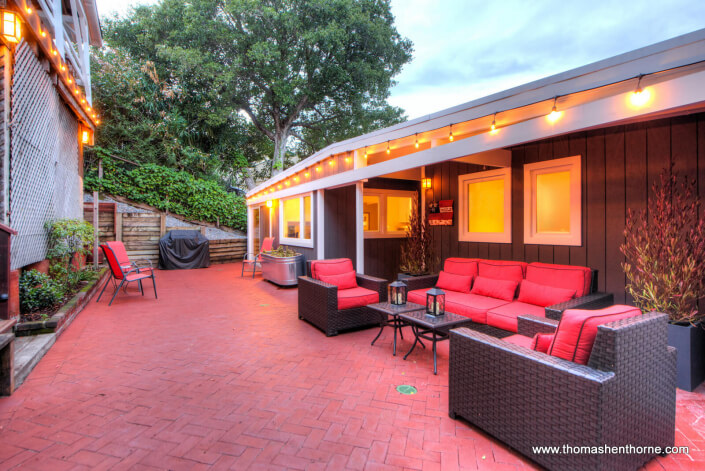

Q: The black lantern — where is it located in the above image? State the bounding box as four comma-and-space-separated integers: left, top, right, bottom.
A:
426, 287, 445, 316
389, 280, 407, 305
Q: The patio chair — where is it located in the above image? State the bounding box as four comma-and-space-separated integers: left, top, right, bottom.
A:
97, 243, 158, 306
298, 258, 387, 336
448, 308, 677, 471
107, 240, 154, 274
241, 237, 274, 278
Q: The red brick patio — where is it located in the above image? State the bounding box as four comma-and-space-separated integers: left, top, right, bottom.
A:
0, 263, 703, 470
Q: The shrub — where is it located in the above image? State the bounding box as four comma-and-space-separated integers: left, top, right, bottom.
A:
19, 270, 65, 314
399, 194, 435, 275
620, 166, 705, 324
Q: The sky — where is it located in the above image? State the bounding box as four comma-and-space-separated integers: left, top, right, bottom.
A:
100, 0, 705, 120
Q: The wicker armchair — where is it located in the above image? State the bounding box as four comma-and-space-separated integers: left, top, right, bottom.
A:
298, 259, 387, 336
449, 312, 676, 471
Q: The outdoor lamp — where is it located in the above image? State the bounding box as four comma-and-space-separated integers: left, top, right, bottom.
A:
422, 178, 432, 189
425, 287, 445, 316
388, 280, 407, 305
266, 200, 273, 208
1, 9, 21, 43
81, 127, 94, 146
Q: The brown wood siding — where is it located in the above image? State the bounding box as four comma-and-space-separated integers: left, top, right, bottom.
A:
423, 112, 705, 304
324, 185, 356, 268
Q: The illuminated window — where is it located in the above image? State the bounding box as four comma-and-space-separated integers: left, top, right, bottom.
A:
279, 193, 314, 247
363, 189, 415, 238
524, 156, 581, 246
459, 168, 512, 243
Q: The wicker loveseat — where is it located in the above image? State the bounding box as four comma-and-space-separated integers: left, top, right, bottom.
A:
449, 310, 677, 470
298, 258, 387, 336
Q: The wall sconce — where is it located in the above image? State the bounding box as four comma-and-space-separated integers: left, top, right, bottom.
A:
80, 127, 94, 146
1, 9, 21, 44
422, 178, 432, 189
266, 200, 273, 208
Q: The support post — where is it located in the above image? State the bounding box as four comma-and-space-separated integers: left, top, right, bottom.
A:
115, 212, 122, 241
316, 189, 325, 259
246, 205, 253, 257
159, 213, 166, 237
92, 159, 102, 269
355, 181, 364, 273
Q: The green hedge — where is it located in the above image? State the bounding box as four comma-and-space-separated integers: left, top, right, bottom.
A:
84, 160, 247, 231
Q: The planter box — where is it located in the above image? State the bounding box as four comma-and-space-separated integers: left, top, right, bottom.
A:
397, 272, 429, 281
261, 253, 305, 286
667, 322, 705, 391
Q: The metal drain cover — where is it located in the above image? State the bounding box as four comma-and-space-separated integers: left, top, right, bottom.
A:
396, 385, 417, 395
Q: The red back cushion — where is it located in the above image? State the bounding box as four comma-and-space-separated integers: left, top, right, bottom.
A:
318, 270, 358, 290
530, 333, 554, 353
526, 263, 592, 298
478, 260, 527, 283
470, 276, 519, 302
311, 259, 354, 279
443, 258, 479, 277
517, 280, 575, 307
548, 305, 642, 365
260, 237, 275, 253
436, 270, 473, 293
106, 241, 130, 266
101, 244, 125, 279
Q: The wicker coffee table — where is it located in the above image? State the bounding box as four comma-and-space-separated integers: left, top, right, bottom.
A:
397, 310, 472, 374
368, 302, 425, 356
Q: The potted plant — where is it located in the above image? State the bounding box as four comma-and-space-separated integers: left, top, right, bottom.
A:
621, 165, 705, 391
261, 245, 305, 286
398, 194, 436, 280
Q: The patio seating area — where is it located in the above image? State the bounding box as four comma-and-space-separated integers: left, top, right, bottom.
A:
0, 262, 703, 470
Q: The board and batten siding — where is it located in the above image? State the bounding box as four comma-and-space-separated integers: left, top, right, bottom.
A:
323, 185, 356, 267
424, 111, 705, 305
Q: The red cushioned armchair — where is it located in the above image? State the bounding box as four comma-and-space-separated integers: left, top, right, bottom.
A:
298, 258, 387, 336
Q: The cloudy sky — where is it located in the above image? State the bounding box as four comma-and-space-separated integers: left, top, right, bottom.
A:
100, 0, 705, 119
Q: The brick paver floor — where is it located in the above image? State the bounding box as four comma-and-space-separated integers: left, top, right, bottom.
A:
1, 263, 704, 470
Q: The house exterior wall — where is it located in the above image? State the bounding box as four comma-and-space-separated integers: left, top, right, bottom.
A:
323, 185, 357, 267
421, 111, 705, 304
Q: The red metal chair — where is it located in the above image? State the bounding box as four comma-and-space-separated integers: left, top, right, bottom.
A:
97, 243, 158, 306
241, 237, 274, 278
107, 241, 153, 274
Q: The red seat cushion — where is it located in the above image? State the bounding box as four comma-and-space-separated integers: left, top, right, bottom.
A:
517, 280, 575, 307
436, 270, 473, 293
337, 287, 379, 310
311, 258, 354, 279
478, 260, 527, 283
531, 333, 554, 353
318, 270, 357, 290
443, 258, 479, 277
503, 334, 534, 349
471, 276, 519, 302
408, 289, 509, 324
526, 262, 592, 298
486, 301, 545, 332
548, 305, 642, 365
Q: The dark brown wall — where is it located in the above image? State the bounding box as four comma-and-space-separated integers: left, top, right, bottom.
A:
424, 112, 705, 304
324, 185, 357, 267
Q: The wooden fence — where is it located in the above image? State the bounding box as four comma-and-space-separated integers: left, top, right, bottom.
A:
83, 203, 246, 265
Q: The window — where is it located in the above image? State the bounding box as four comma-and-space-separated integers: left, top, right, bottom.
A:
363, 189, 415, 238
524, 156, 581, 246
458, 168, 512, 243
280, 193, 314, 247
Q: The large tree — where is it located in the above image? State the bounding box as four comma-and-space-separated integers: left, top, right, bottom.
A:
104, 0, 412, 180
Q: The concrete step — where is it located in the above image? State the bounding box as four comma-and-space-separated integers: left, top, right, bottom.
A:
14, 334, 56, 388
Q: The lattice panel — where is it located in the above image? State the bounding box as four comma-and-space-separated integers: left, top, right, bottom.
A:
9, 41, 82, 270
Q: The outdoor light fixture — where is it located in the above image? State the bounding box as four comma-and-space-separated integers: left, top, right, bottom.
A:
386, 141, 391, 155
316, 166, 321, 172
388, 280, 408, 305
422, 178, 432, 189
329, 159, 335, 166
277, 185, 282, 189
81, 127, 94, 146
40, 29, 45, 37
630, 75, 652, 107
1, 9, 21, 43
266, 200, 273, 208
425, 287, 445, 316
294, 176, 299, 182
305, 172, 310, 178
490, 113, 498, 133
25, 7, 32, 14
546, 97, 563, 123
449, 124, 454, 141
285, 180, 290, 186
415, 133, 419, 149
364, 147, 368, 159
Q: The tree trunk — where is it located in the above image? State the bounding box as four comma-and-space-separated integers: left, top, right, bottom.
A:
272, 128, 290, 176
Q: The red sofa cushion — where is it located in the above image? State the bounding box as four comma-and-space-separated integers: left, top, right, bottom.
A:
408, 289, 508, 324
478, 260, 527, 283
503, 334, 534, 349
318, 270, 357, 290
517, 280, 575, 307
548, 305, 642, 364
526, 262, 592, 298
485, 301, 545, 332
471, 276, 518, 302
443, 258, 479, 277
436, 270, 473, 293
337, 287, 379, 310
311, 258, 354, 279
531, 333, 554, 353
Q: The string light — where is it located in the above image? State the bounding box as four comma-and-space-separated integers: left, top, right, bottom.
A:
285, 180, 290, 186
449, 124, 454, 141
40, 30, 46, 38
630, 74, 652, 107
546, 97, 563, 123
26, 7, 32, 14
316, 166, 321, 172
490, 113, 500, 134
415, 133, 419, 149
364, 147, 368, 159
305, 172, 310, 178
329, 159, 335, 166
294, 176, 299, 182
386, 141, 390, 155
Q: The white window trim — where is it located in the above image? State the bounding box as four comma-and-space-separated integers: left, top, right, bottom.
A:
279, 192, 314, 248
458, 167, 512, 243
363, 188, 416, 239
524, 155, 582, 246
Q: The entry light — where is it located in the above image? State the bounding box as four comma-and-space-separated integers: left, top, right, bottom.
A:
1, 10, 21, 43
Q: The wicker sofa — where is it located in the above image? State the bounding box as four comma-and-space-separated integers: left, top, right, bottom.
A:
449, 310, 677, 470
298, 258, 387, 336
405, 258, 613, 336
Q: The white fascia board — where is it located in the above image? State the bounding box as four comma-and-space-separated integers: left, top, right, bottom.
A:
247, 68, 705, 206
247, 28, 705, 197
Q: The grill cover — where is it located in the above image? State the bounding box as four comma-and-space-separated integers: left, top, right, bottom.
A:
158, 230, 210, 269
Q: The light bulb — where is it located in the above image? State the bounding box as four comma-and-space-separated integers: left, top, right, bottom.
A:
386, 141, 390, 155
630, 87, 651, 107
415, 134, 419, 149
449, 125, 454, 141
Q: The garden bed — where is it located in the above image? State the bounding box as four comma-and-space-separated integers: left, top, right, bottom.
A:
15, 267, 109, 337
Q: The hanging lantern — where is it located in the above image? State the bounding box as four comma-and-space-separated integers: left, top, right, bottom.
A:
425, 287, 445, 316
388, 280, 407, 305
1, 9, 21, 44
80, 126, 94, 146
